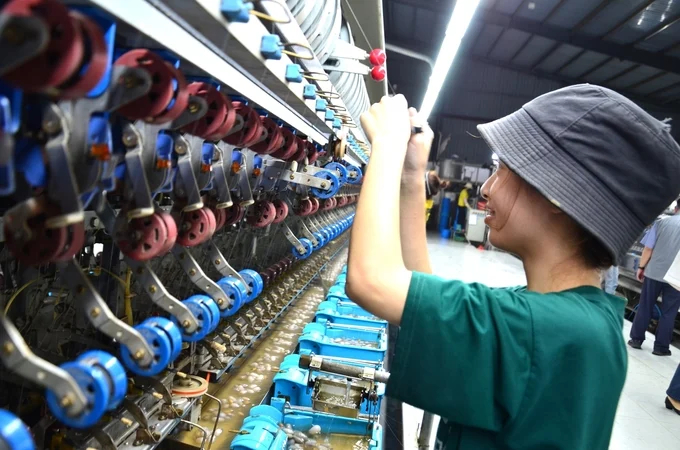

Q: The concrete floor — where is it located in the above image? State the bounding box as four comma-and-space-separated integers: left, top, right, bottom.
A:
400, 235, 680, 449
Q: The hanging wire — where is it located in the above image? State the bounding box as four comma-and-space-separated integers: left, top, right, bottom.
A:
327, 104, 347, 112
302, 71, 330, 82
203, 392, 222, 450
281, 42, 315, 60
317, 90, 341, 100
4, 278, 39, 314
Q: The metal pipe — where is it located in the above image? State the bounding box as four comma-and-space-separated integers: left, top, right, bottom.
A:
385, 44, 434, 70
417, 412, 436, 449
299, 354, 390, 383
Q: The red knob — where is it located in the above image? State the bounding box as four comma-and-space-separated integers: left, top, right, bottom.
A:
370, 65, 386, 82
369, 48, 387, 66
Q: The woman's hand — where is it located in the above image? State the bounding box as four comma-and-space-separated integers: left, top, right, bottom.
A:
360, 95, 411, 152
403, 108, 434, 175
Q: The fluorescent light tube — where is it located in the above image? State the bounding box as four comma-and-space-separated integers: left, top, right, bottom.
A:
419, 0, 482, 120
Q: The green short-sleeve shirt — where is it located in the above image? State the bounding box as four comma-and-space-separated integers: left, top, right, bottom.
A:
387, 272, 627, 450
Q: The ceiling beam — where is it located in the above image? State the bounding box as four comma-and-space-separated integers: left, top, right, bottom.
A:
476, 9, 680, 74
602, 64, 640, 84
555, 49, 586, 73
647, 80, 680, 97
528, 0, 604, 71
573, 0, 616, 30
388, 0, 451, 16
635, 12, 680, 44
623, 71, 667, 91
463, 54, 677, 112
577, 56, 614, 79
600, 0, 655, 40
543, 0, 568, 23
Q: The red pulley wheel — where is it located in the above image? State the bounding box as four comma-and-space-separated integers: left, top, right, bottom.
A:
306, 142, 319, 164
58, 12, 108, 99
223, 204, 243, 227
320, 198, 332, 211
336, 196, 348, 208
205, 92, 237, 141
2, 0, 84, 92
181, 82, 228, 138
5, 217, 68, 266
116, 214, 169, 261
273, 263, 283, 277
246, 201, 276, 228
177, 208, 213, 247
115, 49, 177, 120
157, 211, 178, 255
291, 137, 308, 163
271, 127, 298, 161
242, 114, 265, 149
250, 117, 284, 155
296, 198, 313, 217
272, 199, 288, 224
213, 207, 227, 232
53, 221, 86, 261
204, 207, 217, 236
260, 271, 271, 286
310, 198, 320, 214
224, 102, 261, 147
149, 63, 190, 124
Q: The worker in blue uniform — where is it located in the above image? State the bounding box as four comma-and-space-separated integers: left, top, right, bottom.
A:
346, 85, 680, 449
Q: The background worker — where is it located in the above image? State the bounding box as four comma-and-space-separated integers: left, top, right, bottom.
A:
454, 182, 473, 232
425, 171, 449, 222
629, 201, 680, 356
348, 86, 680, 449
602, 266, 619, 295
664, 247, 680, 414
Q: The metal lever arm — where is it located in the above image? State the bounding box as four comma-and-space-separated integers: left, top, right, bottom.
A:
296, 219, 318, 247
281, 223, 306, 254
203, 241, 247, 287
125, 259, 199, 334
170, 246, 228, 311
0, 315, 87, 416
60, 260, 154, 368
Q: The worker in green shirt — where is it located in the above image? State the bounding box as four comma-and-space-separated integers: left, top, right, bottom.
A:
347, 85, 680, 449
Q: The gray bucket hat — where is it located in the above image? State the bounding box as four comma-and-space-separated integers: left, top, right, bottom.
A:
477, 84, 680, 264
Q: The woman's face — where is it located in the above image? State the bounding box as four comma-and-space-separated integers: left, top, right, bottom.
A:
481, 162, 553, 254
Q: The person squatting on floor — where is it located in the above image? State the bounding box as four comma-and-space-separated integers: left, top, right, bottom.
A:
345, 85, 680, 449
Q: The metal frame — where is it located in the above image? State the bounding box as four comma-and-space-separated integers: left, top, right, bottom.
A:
86, 0, 330, 145
255, 0, 369, 163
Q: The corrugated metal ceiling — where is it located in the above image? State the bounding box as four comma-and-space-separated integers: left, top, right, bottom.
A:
384, 0, 680, 108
